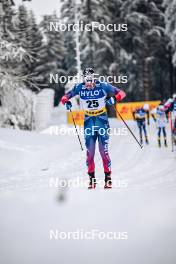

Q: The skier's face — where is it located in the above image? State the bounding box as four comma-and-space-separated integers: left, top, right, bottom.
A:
84, 74, 95, 89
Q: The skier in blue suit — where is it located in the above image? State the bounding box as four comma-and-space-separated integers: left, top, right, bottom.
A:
61, 68, 126, 189
133, 106, 150, 145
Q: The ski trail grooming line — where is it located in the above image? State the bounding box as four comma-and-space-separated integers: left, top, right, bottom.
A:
113, 105, 143, 149
69, 108, 84, 151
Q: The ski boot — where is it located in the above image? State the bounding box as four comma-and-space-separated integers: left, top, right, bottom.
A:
104, 172, 112, 189
158, 137, 161, 147
145, 136, 149, 145
164, 137, 167, 147
88, 172, 96, 189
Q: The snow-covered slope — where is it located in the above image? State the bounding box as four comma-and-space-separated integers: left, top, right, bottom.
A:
0, 110, 176, 264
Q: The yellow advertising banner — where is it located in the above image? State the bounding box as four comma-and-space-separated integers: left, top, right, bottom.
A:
67, 101, 161, 125
67, 110, 85, 126
115, 101, 161, 120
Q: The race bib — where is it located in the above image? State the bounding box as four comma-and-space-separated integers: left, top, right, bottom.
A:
79, 86, 106, 111
80, 97, 106, 111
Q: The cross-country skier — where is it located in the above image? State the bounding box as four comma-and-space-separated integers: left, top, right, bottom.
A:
165, 94, 176, 146
151, 103, 168, 147
132, 106, 150, 145
61, 68, 126, 189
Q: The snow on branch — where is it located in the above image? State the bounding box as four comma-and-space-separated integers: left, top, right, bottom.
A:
0, 40, 37, 62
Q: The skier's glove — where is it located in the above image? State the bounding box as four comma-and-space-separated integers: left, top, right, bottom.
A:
61, 95, 69, 105
115, 90, 126, 102
106, 97, 115, 105
65, 101, 72, 110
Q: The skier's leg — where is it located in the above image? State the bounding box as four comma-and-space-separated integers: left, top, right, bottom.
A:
163, 127, 166, 137
158, 127, 161, 147
174, 118, 176, 129
98, 132, 111, 174
84, 117, 97, 173
98, 129, 112, 188
158, 127, 161, 137
163, 127, 167, 147
143, 122, 148, 144
85, 132, 97, 189
85, 133, 97, 174
137, 122, 143, 144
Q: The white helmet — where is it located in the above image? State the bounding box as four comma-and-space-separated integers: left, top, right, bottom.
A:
143, 103, 149, 111
173, 93, 176, 100
83, 68, 95, 88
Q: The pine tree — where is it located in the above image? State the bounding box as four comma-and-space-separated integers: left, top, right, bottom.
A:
38, 13, 66, 104
16, 4, 30, 75
80, 0, 114, 76
60, 0, 79, 75
16, 5, 44, 91
163, 0, 176, 93
107, 0, 123, 79
0, 0, 16, 40
120, 0, 170, 100
25, 10, 43, 90
61, 0, 115, 77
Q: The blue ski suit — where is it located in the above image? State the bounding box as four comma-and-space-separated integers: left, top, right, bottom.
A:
64, 81, 125, 173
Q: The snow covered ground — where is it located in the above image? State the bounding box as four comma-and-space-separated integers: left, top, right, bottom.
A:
0, 108, 176, 264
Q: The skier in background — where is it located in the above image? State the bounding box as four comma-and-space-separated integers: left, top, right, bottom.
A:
165, 94, 176, 146
61, 68, 126, 189
151, 103, 168, 147
132, 105, 150, 145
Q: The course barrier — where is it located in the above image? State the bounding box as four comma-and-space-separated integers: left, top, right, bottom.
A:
67, 101, 161, 126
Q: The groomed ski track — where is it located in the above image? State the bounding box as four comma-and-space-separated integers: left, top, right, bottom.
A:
0, 109, 176, 264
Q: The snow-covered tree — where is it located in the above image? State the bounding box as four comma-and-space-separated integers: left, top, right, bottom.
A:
106, 0, 123, 79
163, 0, 176, 93
15, 6, 43, 91
120, 0, 170, 100
0, 0, 36, 130
61, 0, 116, 77
79, 0, 115, 76
164, 0, 176, 59
39, 13, 66, 105
60, 0, 79, 76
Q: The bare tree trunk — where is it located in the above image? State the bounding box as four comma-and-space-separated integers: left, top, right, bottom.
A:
86, 0, 94, 66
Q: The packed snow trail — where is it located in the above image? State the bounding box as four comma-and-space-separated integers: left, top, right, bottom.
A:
0, 110, 176, 264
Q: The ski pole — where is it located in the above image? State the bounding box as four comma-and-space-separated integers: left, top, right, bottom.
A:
113, 105, 143, 149
69, 108, 84, 151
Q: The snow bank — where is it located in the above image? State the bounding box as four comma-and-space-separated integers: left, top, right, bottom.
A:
35, 89, 54, 131
0, 85, 36, 130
